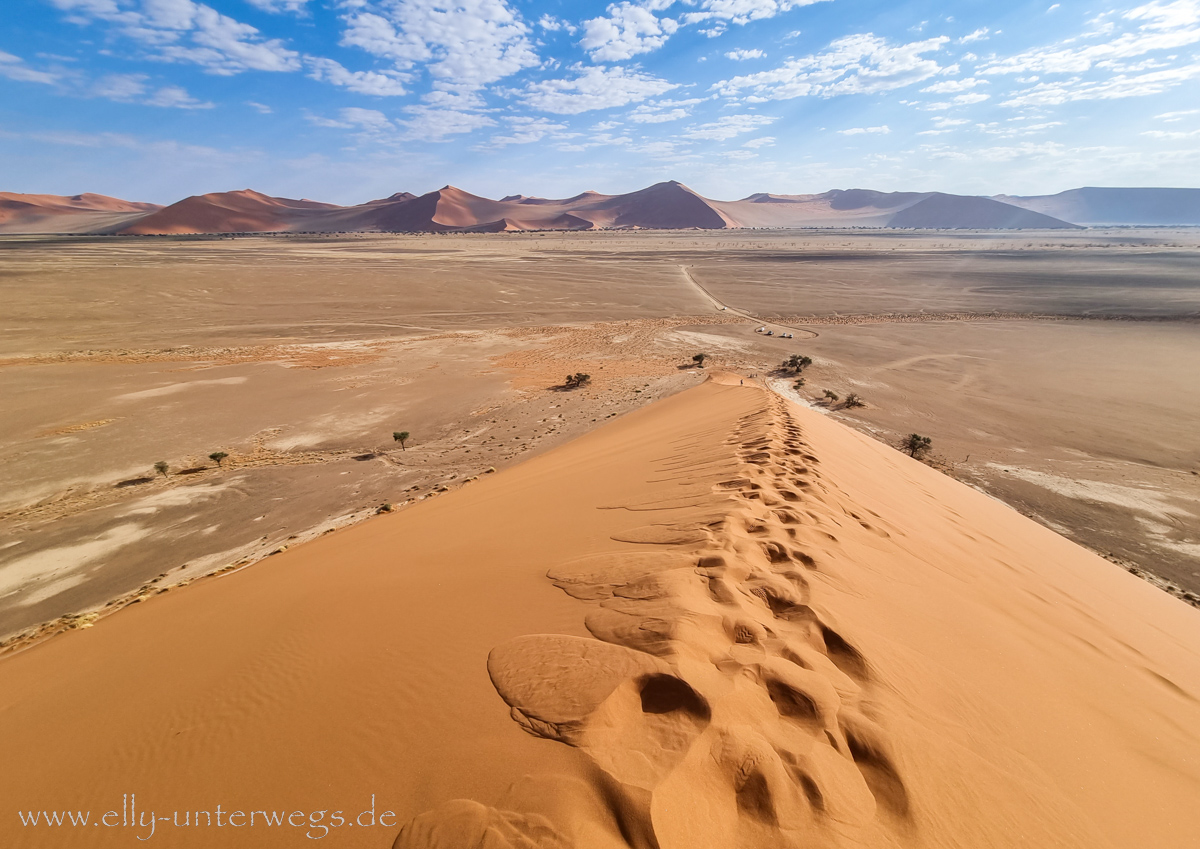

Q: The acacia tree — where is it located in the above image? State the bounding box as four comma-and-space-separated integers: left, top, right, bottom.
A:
902, 434, 932, 458
154, 461, 169, 478
564, 373, 591, 389
393, 431, 410, 451
843, 393, 865, 408
782, 354, 813, 375
209, 451, 229, 467
692, 353, 708, 368
823, 389, 839, 403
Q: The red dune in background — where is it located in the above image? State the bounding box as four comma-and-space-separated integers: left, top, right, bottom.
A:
25, 181, 1200, 234
0, 192, 161, 235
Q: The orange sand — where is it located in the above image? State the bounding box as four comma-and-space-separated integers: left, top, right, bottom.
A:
1, 376, 1197, 848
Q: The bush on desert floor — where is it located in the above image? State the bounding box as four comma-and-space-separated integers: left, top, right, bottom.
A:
823, 390, 839, 403
209, 451, 229, 467
564, 373, 591, 389
843, 393, 865, 409
692, 353, 708, 368
153, 461, 169, 478
902, 433, 933, 458
393, 431, 410, 451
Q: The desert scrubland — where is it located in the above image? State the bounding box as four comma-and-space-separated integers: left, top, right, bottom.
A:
1, 228, 1199, 847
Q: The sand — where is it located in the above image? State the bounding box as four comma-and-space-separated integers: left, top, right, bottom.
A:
2, 230, 1199, 648
1, 375, 1197, 848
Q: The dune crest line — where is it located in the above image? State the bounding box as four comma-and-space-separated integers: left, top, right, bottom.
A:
400, 383, 909, 847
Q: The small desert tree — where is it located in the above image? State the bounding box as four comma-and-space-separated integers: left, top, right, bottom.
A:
902, 433, 932, 458
564, 373, 591, 389
782, 354, 813, 375
209, 451, 229, 467
393, 431, 410, 451
154, 461, 169, 478
823, 390, 839, 403
692, 353, 708, 368
793, 377, 806, 389
843, 393, 865, 409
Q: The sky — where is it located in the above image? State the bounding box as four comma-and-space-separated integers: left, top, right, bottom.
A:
2, 0, 1199, 204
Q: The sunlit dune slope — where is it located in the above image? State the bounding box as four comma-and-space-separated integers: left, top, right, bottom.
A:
1, 378, 1197, 849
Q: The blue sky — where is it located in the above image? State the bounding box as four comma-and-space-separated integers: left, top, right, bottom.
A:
2, 0, 1199, 203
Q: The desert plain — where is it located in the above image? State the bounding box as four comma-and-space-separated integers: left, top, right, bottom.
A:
1, 227, 1199, 848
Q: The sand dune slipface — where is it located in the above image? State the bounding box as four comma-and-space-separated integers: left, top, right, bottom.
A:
2, 380, 1198, 849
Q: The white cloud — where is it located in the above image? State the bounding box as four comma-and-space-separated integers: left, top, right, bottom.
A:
627, 96, 705, 122
726, 48, 765, 60
713, 33, 949, 100
921, 76, 987, 93
958, 27, 989, 44
1155, 108, 1199, 121
245, 0, 312, 13
838, 125, 890, 135
144, 83, 214, 108
629, 105, 689, 122
485, 116, 570, 146
48, 0, 301, 74
983, 0, 1200, 76
581, 2, 679, 62
247, 100, 273, 113
683, 113, 777, 139
305, 57, 408, 96
932, 116, 969, 127
0, 51, 61, 85
556, 131, 633, 152
340, 0, 538, 89
684, 0, 831, 27
399, 104, 496, 139
522, 65, 677, 114
1000, 62, 1200, 107
1142, 128, 1200, 139
538, 15, 576, 34
743, 136, 774, 147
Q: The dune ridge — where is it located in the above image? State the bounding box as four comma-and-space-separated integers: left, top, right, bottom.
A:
0, 182, 1091, 235
1, 378, 1197, 849
398, 377, 1200, 848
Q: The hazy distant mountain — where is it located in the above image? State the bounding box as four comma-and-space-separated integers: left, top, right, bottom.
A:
0, 181, 1135, 235
995, 187, 1200, 226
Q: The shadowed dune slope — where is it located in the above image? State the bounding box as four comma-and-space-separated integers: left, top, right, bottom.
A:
1, 379, 1198, 849
888, 192, 1082, 229
997, 187, 1200, 225
0, 192, 161, 234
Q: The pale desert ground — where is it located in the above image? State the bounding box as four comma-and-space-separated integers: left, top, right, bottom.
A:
1, 229, 1199, 847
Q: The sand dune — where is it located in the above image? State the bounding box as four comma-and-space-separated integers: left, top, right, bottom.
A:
120, 189, 341, 235
998, 187, 1200, 225
1, 182, 1098, 235
0, 191, 160, 234
2, 376, 1197, 848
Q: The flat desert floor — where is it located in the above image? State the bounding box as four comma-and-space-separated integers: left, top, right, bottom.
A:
2, 229, 1197, 646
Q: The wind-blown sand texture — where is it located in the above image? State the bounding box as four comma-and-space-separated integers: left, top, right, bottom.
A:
2, 377, 1197, 848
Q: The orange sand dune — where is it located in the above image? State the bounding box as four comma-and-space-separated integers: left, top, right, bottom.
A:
1, 378, 1198, 848
0, 192, 161, 234
0, 181, 1086, 234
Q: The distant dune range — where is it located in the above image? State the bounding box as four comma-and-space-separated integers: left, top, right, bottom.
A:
6, 182, 1198, 235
